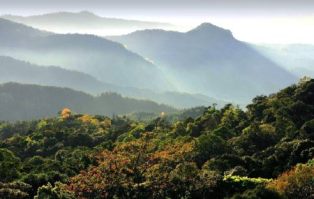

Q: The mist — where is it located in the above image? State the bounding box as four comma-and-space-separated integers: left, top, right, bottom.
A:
1, 0, 314, 43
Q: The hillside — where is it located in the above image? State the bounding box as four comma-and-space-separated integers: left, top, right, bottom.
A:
0, 18, 172, 91
252, 43, 314, 77
0, 56, 225, 108
0, 19, 297, 105
0, 83, 176, 121
0, 17, 50, 46
0, 79, 313, 198
114, 87, 227, 108
109, 23, 297, 103
0, 56, 116, 94
1, 11, 174, 35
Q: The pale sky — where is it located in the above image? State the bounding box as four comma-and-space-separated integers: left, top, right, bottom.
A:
0, 0, 314, 44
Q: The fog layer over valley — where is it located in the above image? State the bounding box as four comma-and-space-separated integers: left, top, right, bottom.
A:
0, 18, 172, 92
109, 23, 297, 103
0, 13, 309, 120
1, 11, 175, 36
252, 44, 314, 78
0, 55, 224, 109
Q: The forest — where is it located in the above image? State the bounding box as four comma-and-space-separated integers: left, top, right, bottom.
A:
0, 78, 313, 199
0, 82, 177, 121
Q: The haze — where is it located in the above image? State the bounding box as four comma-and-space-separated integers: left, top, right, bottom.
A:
1, 0, 314, 43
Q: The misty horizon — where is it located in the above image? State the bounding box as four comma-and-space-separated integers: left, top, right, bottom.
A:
0, 1, 313, 113
0, 0, 314, 44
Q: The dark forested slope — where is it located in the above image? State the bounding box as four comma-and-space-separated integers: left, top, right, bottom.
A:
0, 83, 176, 121
0, 79, 313, 198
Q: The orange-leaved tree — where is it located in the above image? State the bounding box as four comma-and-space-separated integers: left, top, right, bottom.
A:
268, 160, 314, 199
63, 133, 222, 198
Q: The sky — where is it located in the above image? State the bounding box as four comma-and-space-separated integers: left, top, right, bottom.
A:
0, 0, 314, 44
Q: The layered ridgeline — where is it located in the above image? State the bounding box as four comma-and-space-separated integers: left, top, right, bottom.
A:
109, 23, 297, 104
0, 56, 223, 108
252, 44, 314, 78
0, 79, 313, 199
0, 18, 297, 105
1, 11, 175, 35
0, 56, 114, 94
0, 18, 172, 91
0, 83, 176, 121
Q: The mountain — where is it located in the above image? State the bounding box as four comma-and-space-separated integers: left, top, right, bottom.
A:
111, 87, 227, 108
0, 83, 176, 121
0, 17, 50, 43
108, 23, 297, 103
0, 56, 225, 108
1, 11, 175, 36
252, 44, 314, 78
0, 19, 295, 105
0, 18, 172, 91
0, 56, 115, 94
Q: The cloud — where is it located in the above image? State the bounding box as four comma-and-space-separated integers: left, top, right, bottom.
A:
1, 0, 313, 43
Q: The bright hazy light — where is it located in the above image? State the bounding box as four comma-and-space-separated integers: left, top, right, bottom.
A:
208, 16, 314, 44
152, 15, 314, 44
1, 8, 314, 44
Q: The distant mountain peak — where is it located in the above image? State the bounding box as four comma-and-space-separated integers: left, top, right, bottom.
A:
0, 18, 50, 38
187, 22, 234, 39
195, 23, 221, 29
44, 11, 99, 19
78, 11, 97, 16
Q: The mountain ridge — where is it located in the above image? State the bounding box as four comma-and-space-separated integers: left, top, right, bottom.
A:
108, 23, 297, 103
0, 82, 177, 121
0, 55, 224, 108
0, 18, 173, 91
1, 11, 175, 35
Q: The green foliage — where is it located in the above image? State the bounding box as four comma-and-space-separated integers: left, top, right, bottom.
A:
0, 148, 21, 182
0, 114, 134, 197
301, 119, 314, 139
0, 79, 314, 198
0, 181, 31, 199
231, 185, 281, 199
196, 133, 228, 164
224, 175, 271, 189
34, 182, 73, 199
